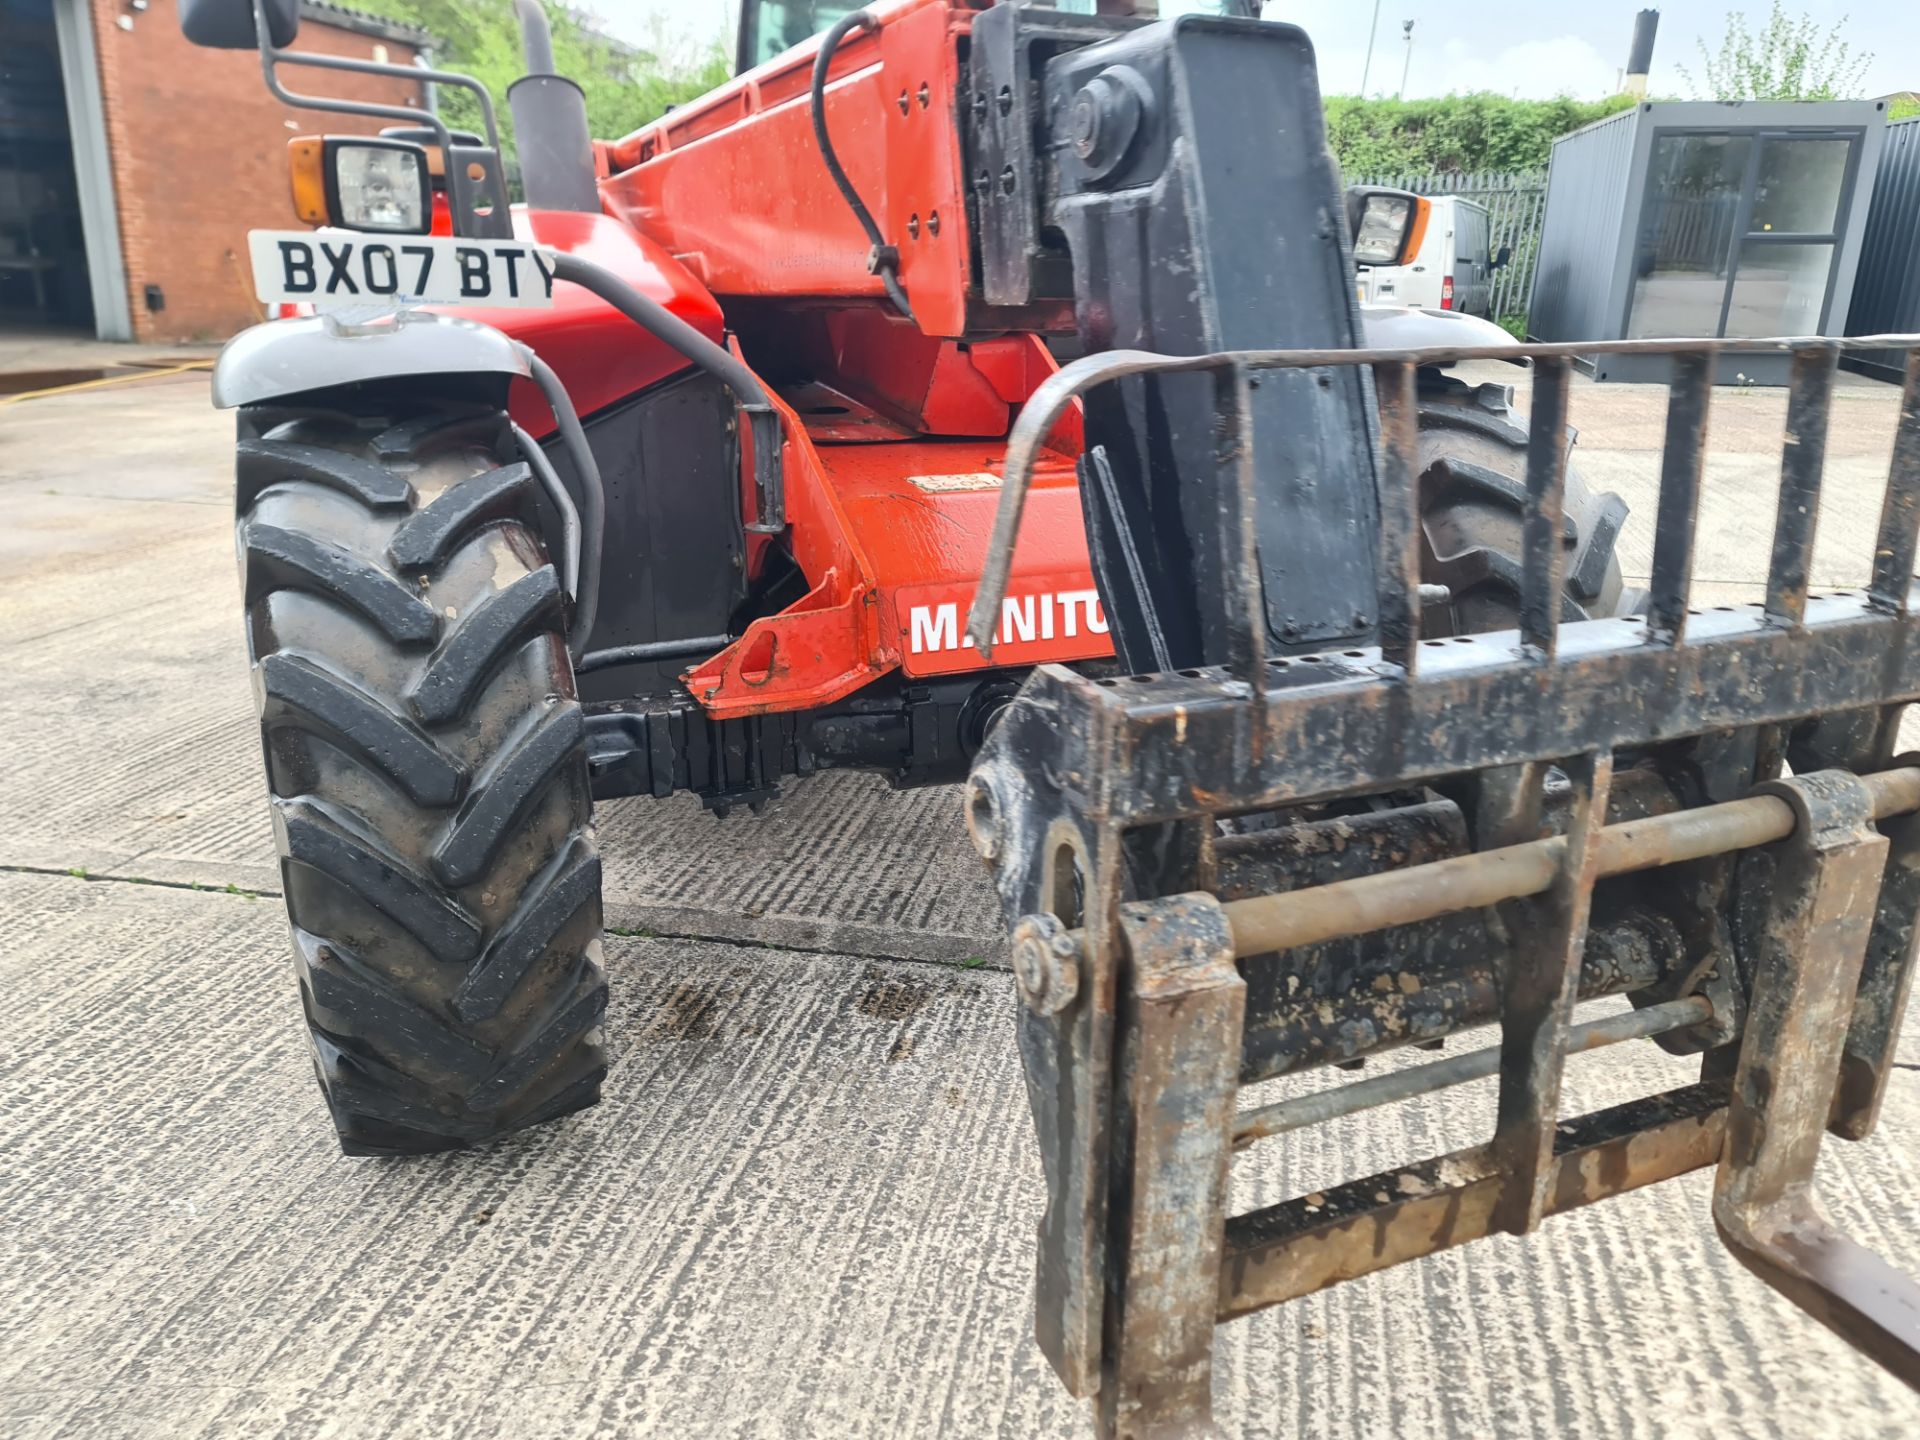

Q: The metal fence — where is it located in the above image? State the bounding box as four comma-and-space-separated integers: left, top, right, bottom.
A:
1355, 169, 1549, 321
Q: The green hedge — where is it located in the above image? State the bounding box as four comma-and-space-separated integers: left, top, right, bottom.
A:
1323, 93, 1639, 176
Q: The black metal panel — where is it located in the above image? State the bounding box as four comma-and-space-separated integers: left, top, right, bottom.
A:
537, 370, 745, 703
1044, 16, 1379, 667
1846, 118, 1920, 383
964, 4, 1140, 310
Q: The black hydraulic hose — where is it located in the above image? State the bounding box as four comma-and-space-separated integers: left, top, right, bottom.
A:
546, 250, 787, 535
548, 251, 774, 410
514, 343, 603, 655
576, 636, 733, 674
810, 12, 917, 324
509, 419, 581, 604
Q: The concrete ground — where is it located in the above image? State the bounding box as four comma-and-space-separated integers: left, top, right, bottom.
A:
3, 358, 1919, 1438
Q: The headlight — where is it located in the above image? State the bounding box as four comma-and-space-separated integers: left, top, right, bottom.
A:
287, 137, 432, 235
1345, 188, 1428, 268
330, 140, 431, 234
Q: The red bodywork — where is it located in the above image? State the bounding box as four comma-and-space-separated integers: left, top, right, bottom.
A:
461, 0, 1111, 717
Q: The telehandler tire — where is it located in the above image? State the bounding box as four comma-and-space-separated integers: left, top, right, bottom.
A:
235, 397, 607, 1156
1418, 377, 1628, 630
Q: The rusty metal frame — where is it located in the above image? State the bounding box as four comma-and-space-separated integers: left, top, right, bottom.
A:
966, 335, 1920, 1435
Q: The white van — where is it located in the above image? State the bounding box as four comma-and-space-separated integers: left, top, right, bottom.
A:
1357, 195, 1505, 317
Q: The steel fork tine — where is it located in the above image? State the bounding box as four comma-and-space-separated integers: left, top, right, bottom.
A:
1520, 356, 1572, 657
1868, 349, 1920, 615
1766, 343, 1840, 627
1647, 352, 1713, 644
1373, 360, 1421, 677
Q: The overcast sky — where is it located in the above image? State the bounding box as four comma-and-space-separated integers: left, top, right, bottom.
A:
579, 0, 1918, 102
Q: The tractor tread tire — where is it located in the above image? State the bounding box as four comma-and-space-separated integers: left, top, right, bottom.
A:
1417, 378, 1627, 632
238, 400, 606, 1157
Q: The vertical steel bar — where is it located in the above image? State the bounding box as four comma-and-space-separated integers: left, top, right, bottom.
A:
1373, 360, 1422, 676
1101, 895, 1245, 1440
1646, 352, 1714, 644
1211, 364, 1268, 692
1831, 801, 1920, 1140
1868, 349, 1920, 614
1491, 749, 1613, 1235
1520, 356, 1573, 657
1766, 343, 1840, 627
1714, 771, 1920, 1388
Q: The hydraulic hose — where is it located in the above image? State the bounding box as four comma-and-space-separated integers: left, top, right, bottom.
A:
546, 250, 787, 535
811, 11, 916, 324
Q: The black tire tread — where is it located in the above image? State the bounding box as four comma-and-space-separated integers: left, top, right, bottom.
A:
388, 461, 535, 572
243, 523, 441, 646
407, 567, 563, 726
433, 704, 586, 887
238, 399, 606, 1155
259, 653, 466, 807
237, 437, 413, 511
453, 842, 601, 1022
279, 799, 484, 964
1417, 379, 1628, 628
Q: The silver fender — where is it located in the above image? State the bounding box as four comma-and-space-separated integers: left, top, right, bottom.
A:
1358, 304, 1519, 357
210, 311, 530, 409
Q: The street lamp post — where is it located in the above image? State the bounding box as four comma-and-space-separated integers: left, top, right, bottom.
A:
1360, 0, 1383, 95
1399, 19, 1416, 99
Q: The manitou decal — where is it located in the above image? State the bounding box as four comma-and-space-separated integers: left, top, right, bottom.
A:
894, 581, 1114, 677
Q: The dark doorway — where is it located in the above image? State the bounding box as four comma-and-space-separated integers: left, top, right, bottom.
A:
0, 0, 94, 331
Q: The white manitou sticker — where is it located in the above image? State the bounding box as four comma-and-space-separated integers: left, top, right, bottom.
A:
247, 230, 558, 310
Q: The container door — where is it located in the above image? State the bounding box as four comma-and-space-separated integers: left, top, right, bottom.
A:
1625, 133, 1752, 337
1722, 133, 1856, 336
1625, 129, 1861, 340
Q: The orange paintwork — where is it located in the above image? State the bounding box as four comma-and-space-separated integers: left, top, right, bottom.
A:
586, 0, 1113, 718
603, 0, 977, 337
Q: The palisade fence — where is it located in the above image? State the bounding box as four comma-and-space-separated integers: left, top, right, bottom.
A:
1354, 169, 1550, 322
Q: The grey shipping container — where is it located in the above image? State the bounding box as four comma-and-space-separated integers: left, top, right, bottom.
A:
1844, 116, 1920, 382
1528, 100, 1887, 383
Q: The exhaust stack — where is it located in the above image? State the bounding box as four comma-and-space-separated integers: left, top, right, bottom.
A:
508, 0, 600, 213
1624, 9, 1658, 98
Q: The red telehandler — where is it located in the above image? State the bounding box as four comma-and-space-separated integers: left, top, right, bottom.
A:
181, 0, 1920, 1432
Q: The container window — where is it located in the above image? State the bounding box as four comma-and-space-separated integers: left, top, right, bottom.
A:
1750, 137, 1850, 235
1626, 134, 1751, 338
1725, 240, 1835, 336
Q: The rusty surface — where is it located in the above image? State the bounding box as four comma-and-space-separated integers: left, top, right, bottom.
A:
1213, 770, 1920, 961
1237, 910, 1680, 1082
1102, 893, 1246, 1439
1713, 772, 1920, 1389
970, 331, 1920, 645
1491, 751, 1610, 1234
1232, 994, 1713, 1145
1373, 360, 1422, 676
1518, 358, 1574, 658
1765, 344, 1840, 627
1832, 798, 1920, 1138
967, 331, 1920, 1432
1218, 1081, 1731, 1322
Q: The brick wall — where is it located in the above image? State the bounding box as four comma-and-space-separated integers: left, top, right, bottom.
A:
90, 1, 428, 342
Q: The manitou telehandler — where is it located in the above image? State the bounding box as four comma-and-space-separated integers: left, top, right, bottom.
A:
182, 0, 1920, 1431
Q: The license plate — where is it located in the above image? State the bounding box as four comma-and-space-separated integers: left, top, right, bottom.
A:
247, 230, 557, 310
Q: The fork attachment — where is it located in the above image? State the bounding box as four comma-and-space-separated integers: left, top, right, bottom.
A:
966, 338, 1920, 1438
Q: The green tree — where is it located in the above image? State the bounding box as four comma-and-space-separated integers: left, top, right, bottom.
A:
357, 0, 729, 161
1677, 1, 1871, 101
1322, 93, 1636, 176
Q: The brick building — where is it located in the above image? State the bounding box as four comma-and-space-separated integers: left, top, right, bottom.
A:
2, 0, 433, 343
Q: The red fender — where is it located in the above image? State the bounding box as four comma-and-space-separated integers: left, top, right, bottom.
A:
436, 208, 725, 435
